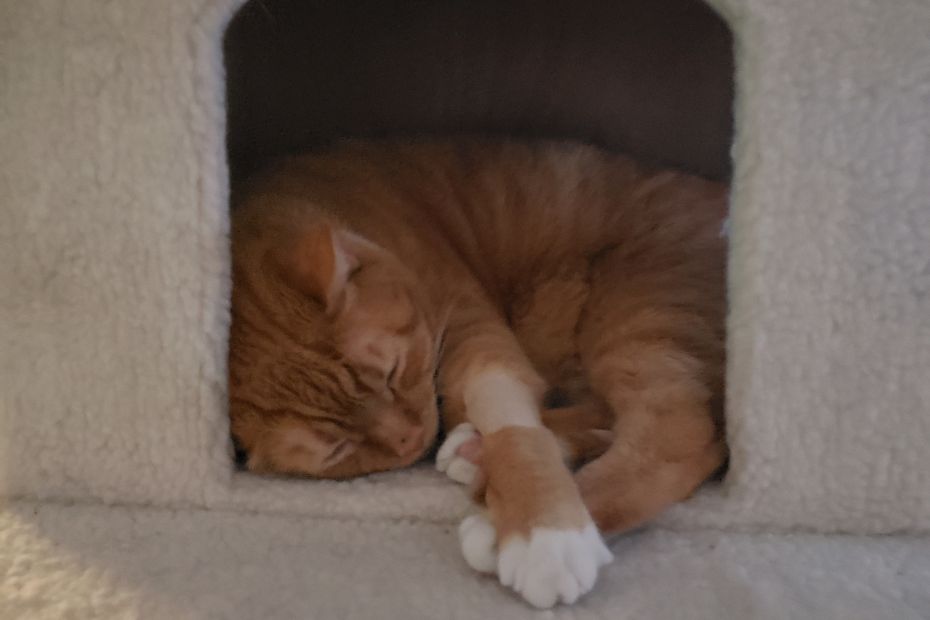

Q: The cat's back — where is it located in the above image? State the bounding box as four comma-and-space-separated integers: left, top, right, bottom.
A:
234, 138, 727, 283
236, 138, 648, 247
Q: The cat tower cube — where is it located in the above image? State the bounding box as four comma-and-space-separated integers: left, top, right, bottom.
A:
1, 0, 928, 618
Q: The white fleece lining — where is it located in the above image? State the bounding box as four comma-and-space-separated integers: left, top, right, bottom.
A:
1, 0, 928, 616
2, 500, 929, 619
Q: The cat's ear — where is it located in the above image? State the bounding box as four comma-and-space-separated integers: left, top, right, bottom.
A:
277, 222, 358, 311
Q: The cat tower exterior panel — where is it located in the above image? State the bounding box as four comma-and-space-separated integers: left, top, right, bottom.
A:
1, 0, 929, 617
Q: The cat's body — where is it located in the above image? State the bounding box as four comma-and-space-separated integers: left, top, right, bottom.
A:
229, 139, 727, 607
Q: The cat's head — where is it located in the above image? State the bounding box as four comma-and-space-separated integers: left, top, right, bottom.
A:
228, 212, 443, 479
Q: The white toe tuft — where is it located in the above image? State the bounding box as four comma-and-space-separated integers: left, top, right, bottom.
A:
446, 457, 478, 485
497, 524, 612, 609
436, 423, 479, 485
458, 513, 498, 574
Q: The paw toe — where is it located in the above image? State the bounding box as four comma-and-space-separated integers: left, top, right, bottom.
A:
437, 423, 479, 484
498, 524, 611, 608
458, 513, 497, 574
445, 456, 478, 485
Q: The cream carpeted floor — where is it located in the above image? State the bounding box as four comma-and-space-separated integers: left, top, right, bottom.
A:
3, 499, 929, 620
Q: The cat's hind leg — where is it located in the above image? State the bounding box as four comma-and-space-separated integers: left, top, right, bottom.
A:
575, 216, 728, 533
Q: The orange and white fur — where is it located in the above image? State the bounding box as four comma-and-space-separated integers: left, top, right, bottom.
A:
228, 139, 727, 607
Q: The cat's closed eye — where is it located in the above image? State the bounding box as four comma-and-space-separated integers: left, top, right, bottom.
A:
385, 362, 400, 394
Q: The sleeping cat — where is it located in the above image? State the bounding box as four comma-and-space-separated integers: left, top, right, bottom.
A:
228, 139, 727, 608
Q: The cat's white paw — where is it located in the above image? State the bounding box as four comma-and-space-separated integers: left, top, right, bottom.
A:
458, 513, 498, 574
436, 422, 479, 485
497, 523, 613, 609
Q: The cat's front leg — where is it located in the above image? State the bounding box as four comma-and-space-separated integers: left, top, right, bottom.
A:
455, 368, 613, 608
466, 425, 613, 608
438, 401, 615, 486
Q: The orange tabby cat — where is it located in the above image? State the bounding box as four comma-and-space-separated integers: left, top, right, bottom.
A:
228, 139, 727, 608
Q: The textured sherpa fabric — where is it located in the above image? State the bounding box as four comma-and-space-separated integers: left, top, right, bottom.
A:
715, 0, 930, 533
1, 0, 929, 603
2, 500, 930, 620
1, 0, 929, 616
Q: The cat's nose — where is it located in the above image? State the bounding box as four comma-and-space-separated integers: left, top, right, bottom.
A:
378, 421, 425, 458
392, 424, 425, 458
374, 411, 426, 458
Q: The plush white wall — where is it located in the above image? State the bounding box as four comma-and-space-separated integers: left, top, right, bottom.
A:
708, 0, 930, 532
0, 0, 233, 506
